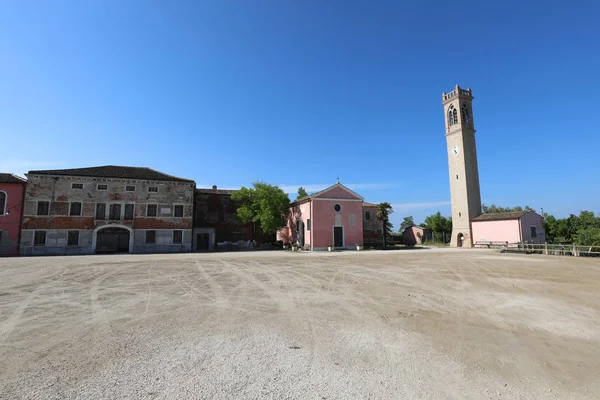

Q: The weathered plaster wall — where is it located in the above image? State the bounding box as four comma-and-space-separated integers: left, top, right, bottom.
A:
21, 174, 194, 255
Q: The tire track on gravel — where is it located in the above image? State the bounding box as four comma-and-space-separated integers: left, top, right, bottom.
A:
196, 260, 230, 307
0, 282, 52, 347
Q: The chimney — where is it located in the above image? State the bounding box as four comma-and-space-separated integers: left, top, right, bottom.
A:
212, 185, 217, 190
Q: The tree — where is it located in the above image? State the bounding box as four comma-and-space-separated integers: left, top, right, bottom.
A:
399, 216, 415, 232
422, 211, 452, 243
423, 211, 452, 233
376, 202, 394, 248
296, 187, 308, 200
544, 211, 600, 244
574, 227, 600, 246
481, 204, 535, 213
232, 182, 291, 235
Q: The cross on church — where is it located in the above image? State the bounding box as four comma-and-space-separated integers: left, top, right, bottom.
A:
336, 176, 340, 183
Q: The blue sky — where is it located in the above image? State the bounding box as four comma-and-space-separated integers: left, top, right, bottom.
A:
1, 1, 599, 228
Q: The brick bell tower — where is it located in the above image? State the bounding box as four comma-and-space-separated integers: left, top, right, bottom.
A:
442, 85, 482, 247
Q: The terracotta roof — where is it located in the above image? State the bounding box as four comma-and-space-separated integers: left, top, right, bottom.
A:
0, 173, 27, 184
363, 202, 379, 207
196, 188, 237, 195
292, 195, 310, 205
403, 225, 432, 232
28, 166, 194, 183
472, 211, 531, 222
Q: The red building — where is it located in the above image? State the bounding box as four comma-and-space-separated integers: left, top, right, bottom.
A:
193, 186, 274, 251
0, 173, 27, 255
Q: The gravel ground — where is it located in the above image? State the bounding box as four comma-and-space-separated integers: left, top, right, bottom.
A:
0, 248, 599, 399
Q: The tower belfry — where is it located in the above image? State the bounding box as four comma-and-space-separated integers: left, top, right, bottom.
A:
442, 85, 482, 247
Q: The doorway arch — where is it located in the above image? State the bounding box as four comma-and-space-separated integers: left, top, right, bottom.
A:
92, 224, 134, 253
457, 233, 464, 248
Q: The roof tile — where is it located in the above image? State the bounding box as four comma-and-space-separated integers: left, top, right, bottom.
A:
28, 166, 194, 183
472, 211, 531, 221
0, 173, 27, 184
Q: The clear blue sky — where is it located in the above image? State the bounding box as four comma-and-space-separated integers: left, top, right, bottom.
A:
1, 1, 599, 228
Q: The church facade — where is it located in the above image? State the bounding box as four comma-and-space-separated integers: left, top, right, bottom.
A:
279, 183, 381, 251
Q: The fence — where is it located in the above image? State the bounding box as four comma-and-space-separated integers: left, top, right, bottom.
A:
500, 242, 600, 257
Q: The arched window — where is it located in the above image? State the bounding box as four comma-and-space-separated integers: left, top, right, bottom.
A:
462, 103, 470, 124
448, 106, 456, 126
0, 191, 6, 216
453, 108, 458, 125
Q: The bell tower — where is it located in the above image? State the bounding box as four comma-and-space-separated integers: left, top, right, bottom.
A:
442, 85, 482, 247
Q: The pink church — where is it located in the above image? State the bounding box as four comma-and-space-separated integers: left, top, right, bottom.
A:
279, 183, 380, 251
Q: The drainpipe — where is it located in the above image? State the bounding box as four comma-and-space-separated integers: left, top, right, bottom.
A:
518, 218, 523, 243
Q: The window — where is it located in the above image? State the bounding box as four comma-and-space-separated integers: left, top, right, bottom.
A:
349, 214, 356, 227
95, 203, 106, 220
459, 212, 462, 217
456, 175, 459, 179
307, 218, 311, 231
71, 183, 83, 189
448, 105, 458, 126
67, 231, 79, 246
124, 204, 134, 220
174, 205, 184, 218
0, 191, 5, 216
109, 204, 121, 220
334, 204, 341, 212
34, 231, 46, 246
173, 230, 183, 244
97, 184, 108, 191
462, 103, 470, 124
530, 226, 537, 238
365, 211, 371, 221
37, 201, 50, 216
296, 220, 300, 232
148, 186, 158, 193
69, 202, 82, 216
146, 230, 156, 244
147, 204, 158, 217
221, 196, 230, 206
125, 185, 136, 192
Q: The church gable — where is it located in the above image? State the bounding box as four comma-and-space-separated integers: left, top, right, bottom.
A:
312, 183, 363, 200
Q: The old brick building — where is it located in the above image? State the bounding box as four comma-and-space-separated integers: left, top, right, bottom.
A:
0, 173, 27, 255
362, 202, 383, 245
193, 186, 273, 251
20, 166, 195, 255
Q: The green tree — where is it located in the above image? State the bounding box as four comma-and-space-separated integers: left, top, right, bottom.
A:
574, 227, 600, 246
399, 216, 415, 232
376, 202, 394, 248
481, 204, 535, 213
232, 182, 291, 235
543, 211, 600, 244
296, 187, 308, 200
423, 211, 452, 234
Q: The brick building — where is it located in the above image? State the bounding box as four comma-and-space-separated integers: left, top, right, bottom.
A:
362, 202, 383, 246
193, 186, 273, 251
0, 173, 27, 255
20, 166, 195, 255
